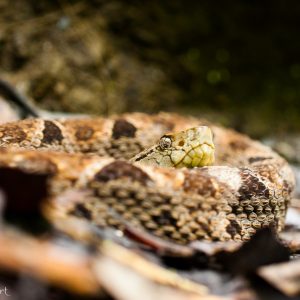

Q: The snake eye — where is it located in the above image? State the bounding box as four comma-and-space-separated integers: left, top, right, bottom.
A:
159, 136, 172, 150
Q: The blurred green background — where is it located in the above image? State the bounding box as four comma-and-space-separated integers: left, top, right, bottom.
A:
1, 0, 300, 137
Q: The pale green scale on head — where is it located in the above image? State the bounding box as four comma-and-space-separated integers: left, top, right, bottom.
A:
131, 126, 215, 168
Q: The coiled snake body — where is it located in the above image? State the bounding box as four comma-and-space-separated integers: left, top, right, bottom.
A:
0, 113, 295, 244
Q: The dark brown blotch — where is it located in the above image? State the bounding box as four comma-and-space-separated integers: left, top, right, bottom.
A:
0, 125, 26, 143
248, 156, 272, 164
229, 139, 249, 151
94, 161, 151, 185
42, 121, 63, 144
71, 203, 92, 220
112, 119, 137, 139
183, 170, 217, 197
75, 126, 94, 141
238, 169, 270, 200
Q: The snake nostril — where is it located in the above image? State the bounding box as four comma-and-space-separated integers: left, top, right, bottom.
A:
178, 140, 185, 146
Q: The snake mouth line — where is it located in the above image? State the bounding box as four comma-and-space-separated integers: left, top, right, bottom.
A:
133, 148, 155, 162
173, 142, 214, 167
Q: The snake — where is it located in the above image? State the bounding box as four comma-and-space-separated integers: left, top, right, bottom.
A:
0, 112, 295, 244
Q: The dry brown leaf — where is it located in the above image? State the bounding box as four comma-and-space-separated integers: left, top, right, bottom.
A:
258, 259, 300, 297
94, 241, 219, 300
0, 228, 100, 295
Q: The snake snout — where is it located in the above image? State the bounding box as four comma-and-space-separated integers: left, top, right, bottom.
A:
173, 126, 215, 168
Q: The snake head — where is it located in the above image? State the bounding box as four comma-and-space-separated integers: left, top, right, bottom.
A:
131, 126, 215, 168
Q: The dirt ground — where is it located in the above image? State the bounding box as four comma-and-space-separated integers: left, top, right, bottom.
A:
1, 1, 300, 137
0, 1, 177, 116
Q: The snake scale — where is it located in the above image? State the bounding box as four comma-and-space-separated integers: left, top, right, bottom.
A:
0, 112, 295, 244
